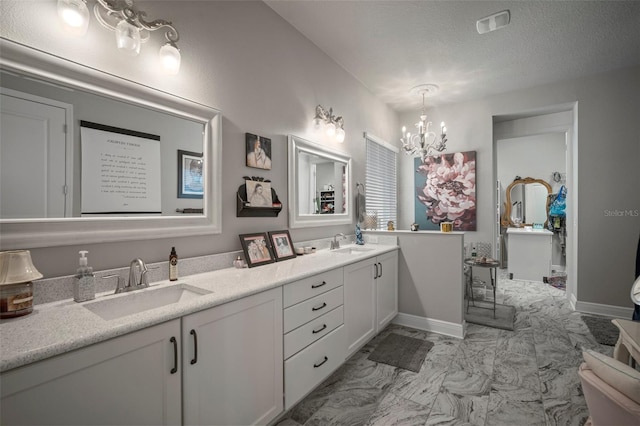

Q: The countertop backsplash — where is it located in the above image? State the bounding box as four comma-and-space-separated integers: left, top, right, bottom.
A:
32, 234, 363, 305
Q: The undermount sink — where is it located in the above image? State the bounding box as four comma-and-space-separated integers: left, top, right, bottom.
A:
332, 246, 375, 255
83, 283, 212, 321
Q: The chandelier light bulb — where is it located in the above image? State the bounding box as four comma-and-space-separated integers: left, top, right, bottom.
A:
115, 20, 141, 56
401, 126, 406, 133
159, 43, 181, 75
336, 127, 345, 143
57, 0, 89, 36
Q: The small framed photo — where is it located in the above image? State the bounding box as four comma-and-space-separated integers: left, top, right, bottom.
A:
246, 179, 273, 207
246, 133, 272, 170
178, 150, 203, 199
239, 232, 275, 267
268, 230, 297, 261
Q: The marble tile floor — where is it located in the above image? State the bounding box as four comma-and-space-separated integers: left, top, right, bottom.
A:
276, 274, 613, 426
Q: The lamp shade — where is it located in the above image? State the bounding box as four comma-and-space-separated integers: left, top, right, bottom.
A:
0, 250, 43, 285
115, 20, 141, 56
159, 43, 181, 75
57, 0, 89, 36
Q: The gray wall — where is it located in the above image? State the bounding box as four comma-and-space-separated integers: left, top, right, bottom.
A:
0, 1, 399, 277
399, 66, 640, 310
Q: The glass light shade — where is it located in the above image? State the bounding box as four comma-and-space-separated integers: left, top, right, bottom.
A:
115, 20, 141, 56
313, 117, 322, 130
336, 127, 345, 143
159, 44, 181, 75
57, 0, 89, 36
325, 122, 336, 137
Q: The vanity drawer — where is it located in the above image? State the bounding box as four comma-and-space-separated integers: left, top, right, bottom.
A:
284, 325, 346, 410
284, 305, 343, 359
284, 286, 343, 333
283, 268, 343, 308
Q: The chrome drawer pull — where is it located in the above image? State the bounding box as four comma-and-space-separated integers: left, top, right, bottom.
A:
311, 281, 327, 289
312, 302, 327, 312
314, 356, 328, 368
312, 324, 327, 334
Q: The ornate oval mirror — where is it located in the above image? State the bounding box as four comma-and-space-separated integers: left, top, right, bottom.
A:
501, 177, 552, 227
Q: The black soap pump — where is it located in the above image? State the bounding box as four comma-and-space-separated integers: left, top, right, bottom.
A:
169, 247, 178, 281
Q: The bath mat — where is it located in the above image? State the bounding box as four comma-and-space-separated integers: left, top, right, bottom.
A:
581, 315, 619, 346
367, 333, 433, 372
465, 301, 516, 331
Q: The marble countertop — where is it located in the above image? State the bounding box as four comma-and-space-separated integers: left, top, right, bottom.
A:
0, 244, 397, 373
506, 227, 553, 235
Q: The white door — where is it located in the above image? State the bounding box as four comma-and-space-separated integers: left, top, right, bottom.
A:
344, 258, 377, 357
0, 90, 70, 218
182, 287, 283, 426
0, 320, 182, 425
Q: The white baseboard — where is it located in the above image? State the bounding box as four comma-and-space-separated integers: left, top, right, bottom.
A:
574, 300, 634, 319
392, 312, 465, 339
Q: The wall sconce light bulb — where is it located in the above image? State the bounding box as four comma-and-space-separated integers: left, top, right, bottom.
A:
115, 20, 141, 55
159, 43, 181, 75
57, 0, 89, 36
336, 127, 345, 143
326, 122, 336, 137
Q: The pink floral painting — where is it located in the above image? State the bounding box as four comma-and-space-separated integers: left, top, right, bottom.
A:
414, 151, 476, 231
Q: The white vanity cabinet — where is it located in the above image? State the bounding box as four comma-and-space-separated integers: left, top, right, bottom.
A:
182, 286, 283, 426
344, 251, 398, 358
507, 227, 553, 282
0, 319, 182, 426
283, 268, 346, 410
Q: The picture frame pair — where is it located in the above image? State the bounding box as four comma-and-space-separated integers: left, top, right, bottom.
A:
238, 230, 296, 267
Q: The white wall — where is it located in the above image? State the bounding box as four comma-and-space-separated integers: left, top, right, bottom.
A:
0, 1, 400, 277
399, 66, 640, 310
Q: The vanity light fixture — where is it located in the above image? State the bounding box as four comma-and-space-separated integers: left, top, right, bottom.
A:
400, 84, 448, 161
312, 105, 345, 143
57, 0, 181, 75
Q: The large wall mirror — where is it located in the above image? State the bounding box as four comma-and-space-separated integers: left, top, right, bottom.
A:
501, 177, 552, 227
0, 39, 222, 249
288, 135, 351, 228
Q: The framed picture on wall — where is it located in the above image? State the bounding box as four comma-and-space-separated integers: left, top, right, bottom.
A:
239, 232, 275, 267
246, 133, 272, 170
268, 230, 296, 261
178, 149, 203, 199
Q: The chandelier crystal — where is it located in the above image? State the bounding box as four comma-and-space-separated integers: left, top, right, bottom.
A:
400, 84, 448, 161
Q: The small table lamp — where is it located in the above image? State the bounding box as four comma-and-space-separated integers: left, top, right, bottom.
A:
0, 250, 43, 319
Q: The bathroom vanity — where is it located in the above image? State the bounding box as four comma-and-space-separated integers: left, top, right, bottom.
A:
507, 227, 553, 282
0, 244, 398, 425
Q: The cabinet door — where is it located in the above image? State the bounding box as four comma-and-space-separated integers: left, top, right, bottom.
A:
0, 320, 181, 426
182, 287, 283, 426
344, 258, 376, 357
376, 251, 398, 331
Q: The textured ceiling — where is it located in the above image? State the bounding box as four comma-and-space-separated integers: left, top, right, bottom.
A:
265, 0, 640, 112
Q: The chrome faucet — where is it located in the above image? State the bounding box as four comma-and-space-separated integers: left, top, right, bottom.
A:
124, 258, 149, 292
330, 233, 346, 250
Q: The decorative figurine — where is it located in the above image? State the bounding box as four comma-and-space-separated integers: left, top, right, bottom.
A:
410, 223, 420, 231
387, 221, 395, 231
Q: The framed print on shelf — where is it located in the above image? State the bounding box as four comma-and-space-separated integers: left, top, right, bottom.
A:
268, 230, 297, 261
239, 232, 275, 267
178, 149, 203, 199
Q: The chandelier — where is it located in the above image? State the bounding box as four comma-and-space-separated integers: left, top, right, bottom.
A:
57, 0, 181, 75
400, 84, 448, 161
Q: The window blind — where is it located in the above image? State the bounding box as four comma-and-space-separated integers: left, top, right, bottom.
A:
365, 134, 398, 230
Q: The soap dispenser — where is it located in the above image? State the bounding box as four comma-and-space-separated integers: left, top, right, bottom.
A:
73, 250, 95, 302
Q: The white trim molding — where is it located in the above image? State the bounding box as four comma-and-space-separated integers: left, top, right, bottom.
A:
392, 312, 465, 339
575, 300, 634, 319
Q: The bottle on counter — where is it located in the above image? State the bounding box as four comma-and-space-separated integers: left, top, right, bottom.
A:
169, 247, 178, 281
73, 250, 95, 302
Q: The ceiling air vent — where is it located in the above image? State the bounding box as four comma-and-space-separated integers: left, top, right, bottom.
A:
476, 10, 510, 34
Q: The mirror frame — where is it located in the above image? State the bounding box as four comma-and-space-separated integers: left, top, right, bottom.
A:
501, 177, 552, 228
0, 39, 222, 249
288, 135, 352, 228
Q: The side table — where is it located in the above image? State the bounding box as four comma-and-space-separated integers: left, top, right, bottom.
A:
464, 258, 499, 319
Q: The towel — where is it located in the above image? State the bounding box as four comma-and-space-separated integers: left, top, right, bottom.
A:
355, 192, 366, 223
